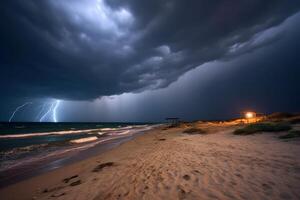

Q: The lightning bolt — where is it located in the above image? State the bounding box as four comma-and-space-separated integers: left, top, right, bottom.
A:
39, 102, 55, 122
35, 103, 47, 122
39, 100, 60, 122
53, 100, 60, 122
9, 102, 32, 122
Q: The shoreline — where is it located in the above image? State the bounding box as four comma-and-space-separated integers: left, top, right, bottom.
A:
0, 125, 157, 188
1, 122, 300, 200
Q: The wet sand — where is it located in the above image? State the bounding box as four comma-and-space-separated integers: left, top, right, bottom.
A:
0, 128, 150, 188
1, 123, 300, 200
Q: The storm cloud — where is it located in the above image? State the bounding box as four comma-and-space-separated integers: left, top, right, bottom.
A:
1, 0, 300, 100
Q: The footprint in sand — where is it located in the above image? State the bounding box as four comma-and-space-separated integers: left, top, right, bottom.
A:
235, 173, 243, 179
51, 192, 66, 198
183, 174, 191, 181
69, 180, 82, 186
92, 162, 115, 172
262, 183, 272, 191
193, 170, 202, 174
63, 175, 79, 183
42, 186, 65, 193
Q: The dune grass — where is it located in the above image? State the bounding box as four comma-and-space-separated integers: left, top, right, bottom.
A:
234, 122, 292, 135
279, 130, 300, 139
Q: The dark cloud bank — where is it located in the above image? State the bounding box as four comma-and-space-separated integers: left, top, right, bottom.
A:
62, 13, 300, 122
1, 0, 300, 99
1, 0, 300, 121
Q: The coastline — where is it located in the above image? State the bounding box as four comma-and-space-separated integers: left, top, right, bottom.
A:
0, 125, 157, 188
1, 122, 300, 200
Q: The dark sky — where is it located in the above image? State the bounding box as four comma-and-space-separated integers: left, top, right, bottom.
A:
0, 0, 300, 122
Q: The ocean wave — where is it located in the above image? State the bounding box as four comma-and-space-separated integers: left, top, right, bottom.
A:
0, 143, 48, 158
100, 128, 117, 131
70, 136, 98, 144
0, 134, 134, 172
0, 125, 151, 139
100, 125, 147, 131
0, 125, 156, 171
107, 130, 131, 136
0, 128, 104, 139
97, 132, 105, 135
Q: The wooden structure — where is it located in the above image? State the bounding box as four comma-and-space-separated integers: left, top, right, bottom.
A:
165, 118, 180, 126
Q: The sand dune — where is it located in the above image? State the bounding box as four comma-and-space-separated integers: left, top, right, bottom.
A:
1, 123, 300, 200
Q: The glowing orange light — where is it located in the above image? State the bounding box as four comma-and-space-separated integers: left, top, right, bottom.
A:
245, 112, 255, 119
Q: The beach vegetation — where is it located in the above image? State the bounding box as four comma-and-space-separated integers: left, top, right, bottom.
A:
279, 130, 300, 139
234, 122, 292, 135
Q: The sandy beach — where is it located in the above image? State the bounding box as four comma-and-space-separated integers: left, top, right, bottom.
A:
2, 1, 300, 199
1, 122, 300, 200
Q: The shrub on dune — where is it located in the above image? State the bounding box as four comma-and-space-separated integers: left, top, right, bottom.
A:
279, 130, 300, 139
234, 122, 292, 135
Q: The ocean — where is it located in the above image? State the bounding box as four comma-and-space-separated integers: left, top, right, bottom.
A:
0, 122, 154, 174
